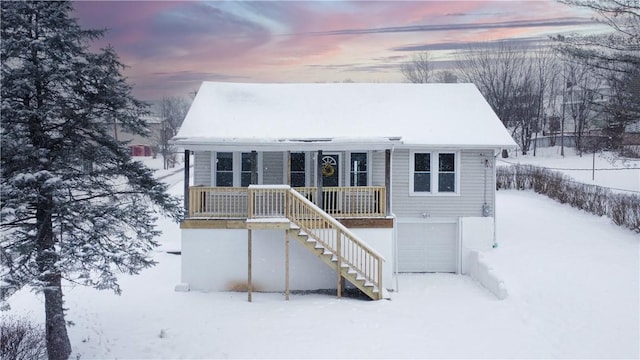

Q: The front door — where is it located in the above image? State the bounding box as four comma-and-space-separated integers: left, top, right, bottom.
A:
321, 154, 339, 212
321, 154, 339, 187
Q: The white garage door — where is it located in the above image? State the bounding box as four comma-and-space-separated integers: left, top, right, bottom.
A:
397, 221, 458, 273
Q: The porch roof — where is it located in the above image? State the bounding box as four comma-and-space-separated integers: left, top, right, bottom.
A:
172, 82, 517, 151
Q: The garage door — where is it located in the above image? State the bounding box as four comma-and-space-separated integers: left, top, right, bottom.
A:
397, 221, 458, 273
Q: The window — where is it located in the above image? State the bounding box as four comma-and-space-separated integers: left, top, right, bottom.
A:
438, 153, 455, 192
290, 152, 306, 187
216, 152, 233, 187
213, 151, 263, 187
410, 151, 457, 195
241, 152, 253, 187
413, 153, 431, 192
350, 152, 368, 186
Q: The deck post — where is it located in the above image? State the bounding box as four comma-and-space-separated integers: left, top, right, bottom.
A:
286, 151, 291, 185
184, 149, 190, 216
248, 229, 253, 302
336, 229, 342, 299
285, 231, 290, 301
385, 149, 391, 215
378, 259, 383, 300
316, 150, 323, 209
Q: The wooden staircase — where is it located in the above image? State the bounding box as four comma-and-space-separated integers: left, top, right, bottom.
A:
247, 185, 386, 300
287, 224, 384, 300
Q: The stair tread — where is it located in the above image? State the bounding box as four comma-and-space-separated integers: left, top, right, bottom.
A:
284, 206, 384, 300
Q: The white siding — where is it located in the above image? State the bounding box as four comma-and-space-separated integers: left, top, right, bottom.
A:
391, 149, 495, 218
193, 151, 211, 186
371, 150, 386, 187
263, 152, 284, 185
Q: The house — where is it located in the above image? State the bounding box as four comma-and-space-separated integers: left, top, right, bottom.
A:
170, 82, 517, 300
113, 114, 165, 156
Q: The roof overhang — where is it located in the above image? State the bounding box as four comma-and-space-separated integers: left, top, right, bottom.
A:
170, 136, 516, 152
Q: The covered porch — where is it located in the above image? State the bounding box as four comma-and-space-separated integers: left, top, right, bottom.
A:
180, 149, 393, 228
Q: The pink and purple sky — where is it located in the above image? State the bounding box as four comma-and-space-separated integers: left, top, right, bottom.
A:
73, 1, 608, 101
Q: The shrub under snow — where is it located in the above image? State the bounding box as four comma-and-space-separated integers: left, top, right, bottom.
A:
497, 164, 640, 233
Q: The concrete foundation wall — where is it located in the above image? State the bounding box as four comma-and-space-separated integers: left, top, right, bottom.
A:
181, 227, 395, 292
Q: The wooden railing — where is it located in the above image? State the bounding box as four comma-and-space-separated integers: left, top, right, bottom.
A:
188, 186, 248, 218
247, 185, 384, 297
189, 186, 386, 218
295, 187, 386, 218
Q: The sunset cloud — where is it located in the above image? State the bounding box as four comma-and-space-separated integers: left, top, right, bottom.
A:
72, 1, 608, 100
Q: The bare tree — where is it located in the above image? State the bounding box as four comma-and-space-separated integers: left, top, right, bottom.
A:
157, 96, 189, 169
563, 61, 603, 155
457, 44, 529, 154
434, 70, 458, 83
457, 42, 526, 127
556, 0, 640, 153
531, 49, 562, 156
457, 44, 560, 155
401, 52, 434, 83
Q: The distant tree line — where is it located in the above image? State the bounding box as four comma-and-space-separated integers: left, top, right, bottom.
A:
401, 0, 639, 157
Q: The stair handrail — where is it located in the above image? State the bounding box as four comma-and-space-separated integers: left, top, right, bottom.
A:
287, 189, 386, 260
286, 188, 385, 293
247, 185, 385, 296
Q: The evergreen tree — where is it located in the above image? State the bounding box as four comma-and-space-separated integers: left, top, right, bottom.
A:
0, 2, 183, 359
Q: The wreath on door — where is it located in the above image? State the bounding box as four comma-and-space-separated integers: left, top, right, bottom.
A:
322, 163, 335, 177
321, 156, 336, 177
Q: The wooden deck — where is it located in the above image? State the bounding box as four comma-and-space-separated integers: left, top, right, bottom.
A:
186, 185, 387, 220
181, 217, 393, 229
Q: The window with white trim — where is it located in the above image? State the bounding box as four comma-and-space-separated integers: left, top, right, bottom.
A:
241, 152, 253, 187
290, 152, 306, 187
410, 151, 458, 195
350, 152, 368, 186
438, 153, 455, 192
216, 152, 233, 187
214, 152, 261, 187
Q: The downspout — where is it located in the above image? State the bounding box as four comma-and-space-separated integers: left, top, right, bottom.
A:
389, 145, 399, 292
183, 149, 190, 217
492, 151, 499, 248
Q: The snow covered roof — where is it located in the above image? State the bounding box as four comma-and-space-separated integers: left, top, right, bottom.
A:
172, 82, 517, 151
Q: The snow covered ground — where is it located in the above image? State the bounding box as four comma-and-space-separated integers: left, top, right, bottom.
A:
3, 153, 639, 359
